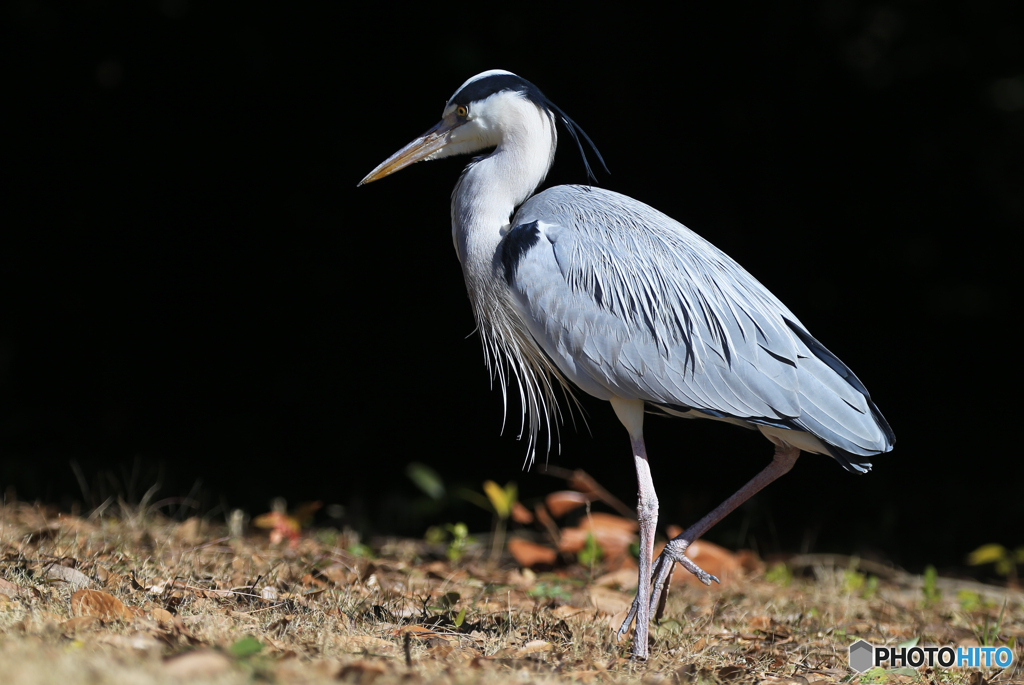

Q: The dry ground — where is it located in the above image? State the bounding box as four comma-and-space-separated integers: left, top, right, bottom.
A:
0, 503, 1021, 685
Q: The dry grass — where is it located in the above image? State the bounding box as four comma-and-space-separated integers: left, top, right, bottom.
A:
0, 503, 1021, 685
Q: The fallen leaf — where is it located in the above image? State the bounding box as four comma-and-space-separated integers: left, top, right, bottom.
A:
163, 650, 233, 678
545, 491, 590, 517
151, 607, 175, 630
513, 639, 552, 657
62, 615, 101, 634
508, 538, 558, 567
394, 624, 453, 641
253, 511, 301, 547
551, 604, 587, 619
70, 589, 133, 621
588, 586, 632, 615
559, 513, 638, 560
0, 577, 28, 598
717, 665, 747, 681
44, 564, 95, 590
511, 501, 534, 524
593, 567, 639, 590
338, 660, 386, 684
608, 608, 630, 634
172, 517, 204, 544
336, 635, 399, 656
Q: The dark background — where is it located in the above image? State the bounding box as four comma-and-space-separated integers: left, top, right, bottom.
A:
3, 2, 1022, 574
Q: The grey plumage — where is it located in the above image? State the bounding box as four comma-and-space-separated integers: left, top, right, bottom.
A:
506, 184, 892, 470
359, 69, 893, 661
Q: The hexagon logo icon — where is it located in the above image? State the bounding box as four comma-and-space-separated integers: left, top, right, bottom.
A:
849, 640, 874, 673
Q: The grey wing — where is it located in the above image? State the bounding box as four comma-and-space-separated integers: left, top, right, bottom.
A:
502, 185, 894, 470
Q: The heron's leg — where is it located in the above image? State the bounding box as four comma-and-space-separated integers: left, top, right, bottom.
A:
647, 444, 800, 619
608, 398, 658, 661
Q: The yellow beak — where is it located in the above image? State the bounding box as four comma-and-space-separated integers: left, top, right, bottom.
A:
358, 119, 459, 186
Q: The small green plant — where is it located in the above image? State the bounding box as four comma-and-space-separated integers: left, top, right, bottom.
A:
858, 666, 889, 683
527, 581, 572, 601
840, 559, 879, 599
967, 543, 1024, 584
974, 599, 1007, 647
348, 542, 374, 558
957, 589, 983, 612
406, 462, 446, 500
482, 480, 517, 561
444, 522, 474, 562
229, 636, 264, 657
922, 565, 941, 604
577, 532, 602, 568
428, 590, 466, 626
765, 562, 792, 587
842, 568, 864, 594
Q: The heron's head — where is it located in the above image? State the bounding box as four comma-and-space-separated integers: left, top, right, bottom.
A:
358, 70, 606, 186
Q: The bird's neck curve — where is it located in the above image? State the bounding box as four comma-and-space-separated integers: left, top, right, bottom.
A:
450, 106, 556, 295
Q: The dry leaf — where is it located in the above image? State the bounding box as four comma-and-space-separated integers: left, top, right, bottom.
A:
588, 586, 632, 615
151, 607, 175, 630
717, 665, 747, 681
559, 513, 638, 560
70, 588, 133, 621
44, 564, 95, 590
551, 604, 587, 619
545, 491, 590, 517
335, 635, 399, 656
338, 660, 386, 684
0, 577, 28, 598
172, 517, 204, 544
511, 501, 534, 524
62, 615, 101, 634
515, 639, 551, 657
163, 650, 233, 678
253, 510, 301, 547
508, 538, 558, 567
593, 567, 639, 590
395, 625, 455, 644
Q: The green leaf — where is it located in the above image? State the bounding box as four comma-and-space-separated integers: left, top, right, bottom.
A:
440, 592, 460, 610
406, 463, 446, 500
967, 544, 1007, 566
889, 667, 918, 676
897, 636, 919, 649
483, 480, 516, 519
453, 607, 466, 628
229, 636, 263, 657
577, 532, 602, 566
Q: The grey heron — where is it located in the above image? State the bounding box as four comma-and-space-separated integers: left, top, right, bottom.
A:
359, 70, 894, 660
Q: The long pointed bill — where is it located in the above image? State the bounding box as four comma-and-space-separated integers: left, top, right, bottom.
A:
358, 120, 457, 186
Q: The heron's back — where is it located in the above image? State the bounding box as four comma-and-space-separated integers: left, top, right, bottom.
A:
504, 185, 894, 470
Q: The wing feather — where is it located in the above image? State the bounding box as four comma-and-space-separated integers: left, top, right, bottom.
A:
503, 185, 893, 466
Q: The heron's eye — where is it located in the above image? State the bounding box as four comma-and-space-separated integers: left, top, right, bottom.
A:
456, 105, 468, 118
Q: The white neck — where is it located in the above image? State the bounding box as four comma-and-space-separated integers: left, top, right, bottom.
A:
446, 99, 567, 461
450, 102, 556, 296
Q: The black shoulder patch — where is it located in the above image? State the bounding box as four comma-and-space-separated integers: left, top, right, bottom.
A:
501, 221, 542, 286
449, 73, 546, 109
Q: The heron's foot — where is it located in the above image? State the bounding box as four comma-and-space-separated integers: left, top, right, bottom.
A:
678, 555, 720, 586
646, 541, 720, 620
660, 539, 720, 585
616, 597, 639, 642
